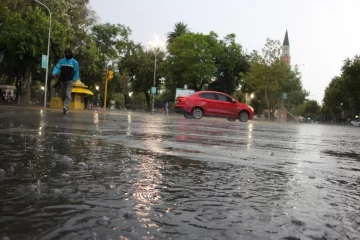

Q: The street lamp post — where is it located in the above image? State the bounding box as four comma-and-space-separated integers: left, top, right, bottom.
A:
148, 35, 164, 113
35, 0, 51, 109
152, 50, 157, 112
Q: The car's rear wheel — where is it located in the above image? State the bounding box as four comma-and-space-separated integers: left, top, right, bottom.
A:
227, 118, 236, 122
192, 107, 203, 119
239, 111, 249, 122
184, 112, 192, 119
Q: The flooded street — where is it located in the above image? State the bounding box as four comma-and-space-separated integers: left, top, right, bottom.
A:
0, 107, 360, 240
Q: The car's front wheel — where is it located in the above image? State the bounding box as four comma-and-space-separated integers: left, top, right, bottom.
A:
239, 111, 249, 122
192, 107, 204, 119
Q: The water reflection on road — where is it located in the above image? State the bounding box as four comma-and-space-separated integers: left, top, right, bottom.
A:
0, 108, 359, 240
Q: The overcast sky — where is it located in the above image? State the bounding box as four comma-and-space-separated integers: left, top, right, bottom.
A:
89, 0, 360, 103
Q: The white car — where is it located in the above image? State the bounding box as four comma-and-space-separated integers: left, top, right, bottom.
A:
350, 119, 360, 127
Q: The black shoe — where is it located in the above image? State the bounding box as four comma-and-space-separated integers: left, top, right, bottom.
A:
63, 107, 68, 115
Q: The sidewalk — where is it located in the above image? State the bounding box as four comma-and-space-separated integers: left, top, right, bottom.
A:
0, 104, 180, 119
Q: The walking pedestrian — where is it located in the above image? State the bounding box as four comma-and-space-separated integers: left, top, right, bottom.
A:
165, 101, 169, 115
52, 48, 80, 114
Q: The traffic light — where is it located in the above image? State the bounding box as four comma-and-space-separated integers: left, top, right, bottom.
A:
106, 71, 114, 81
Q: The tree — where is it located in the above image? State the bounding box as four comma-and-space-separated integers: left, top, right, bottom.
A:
74, 35, 103, 86
0, 4, 70, 104
167, 22, 190, 44
42, 0, 96, 51
118, 41, 165, 111
111, 92, 125, 109
242, 38, 308, 118
303, 100, 320, 121
92, 23, 131, 65
341, 56, 360, 116
163, 33, 217, 93
322, 55, 360, 121
323, 77, 345, 109
0, 0, 97, 104
209, 33, 250, 94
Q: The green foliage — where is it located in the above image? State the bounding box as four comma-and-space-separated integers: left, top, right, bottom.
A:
304, 100, 320, 114
131, 92, 147, 110
242, 38, 308, 115
208, 34, 250, 94
155, 91, 174, 103
111, 92, 124, 108
162, 31, 249, 95
167, 22, 190, 44
118, 41, 165, 111
164, 33, 216, 91
323, 76, 345, 112
303, 100, 321, 121
323, 56, 360, 119
75, 36, 102, 85
92, 23, 131, 64
232, 90, 246, 102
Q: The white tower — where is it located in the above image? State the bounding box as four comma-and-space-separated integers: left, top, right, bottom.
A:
281, 30, 290, 66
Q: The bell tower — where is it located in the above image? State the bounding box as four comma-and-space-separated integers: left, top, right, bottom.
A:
281, 30, 290, 66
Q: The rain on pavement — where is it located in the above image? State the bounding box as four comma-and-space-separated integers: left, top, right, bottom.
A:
0, 106, 359, 240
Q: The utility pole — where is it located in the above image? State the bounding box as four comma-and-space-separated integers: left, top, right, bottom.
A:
265, 65, 270, 121
35, 0, 51, 109
152, 50, 157, 113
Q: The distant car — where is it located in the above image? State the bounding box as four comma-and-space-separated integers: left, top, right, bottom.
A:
174, 90, 254, 122
351, 119, 360, 127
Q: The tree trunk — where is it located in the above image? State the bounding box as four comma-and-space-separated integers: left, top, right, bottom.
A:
20, 70, 32, 105
15, 78, 21, 104
144, 90, 151, 112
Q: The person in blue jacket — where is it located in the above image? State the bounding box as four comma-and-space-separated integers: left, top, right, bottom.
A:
52, 48, 79, 114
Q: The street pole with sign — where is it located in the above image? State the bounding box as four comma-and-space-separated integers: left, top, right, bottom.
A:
282, 92, 287, 122
148, 35, 164, 113
35, 0, 51, 109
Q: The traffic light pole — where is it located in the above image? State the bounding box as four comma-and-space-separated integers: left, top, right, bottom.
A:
102, 69, 108, 112
103, 70, 114, 113
104, 77, 108, 112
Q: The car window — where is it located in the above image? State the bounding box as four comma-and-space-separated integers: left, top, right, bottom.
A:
217, 94, 233, 102
199, 93, 216, 100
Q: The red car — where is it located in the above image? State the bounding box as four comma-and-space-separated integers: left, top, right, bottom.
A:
174, 90, 254, 122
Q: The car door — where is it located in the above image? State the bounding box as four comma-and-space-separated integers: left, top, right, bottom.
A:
198, 92, 219, 116
216, 93, 237, 117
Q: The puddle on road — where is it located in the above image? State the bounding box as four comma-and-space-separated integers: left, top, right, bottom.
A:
323, 150, 360, 161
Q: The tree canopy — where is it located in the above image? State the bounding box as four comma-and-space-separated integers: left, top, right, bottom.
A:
322, 56, 360, 120
242, 38, 308, 116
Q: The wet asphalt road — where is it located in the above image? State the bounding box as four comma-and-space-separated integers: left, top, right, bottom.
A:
0, 106, 360, 240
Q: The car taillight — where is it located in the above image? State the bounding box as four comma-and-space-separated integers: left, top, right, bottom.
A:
177, 97, 187, 102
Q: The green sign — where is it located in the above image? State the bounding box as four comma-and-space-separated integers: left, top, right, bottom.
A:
151, 87, 157, 95
41, 55, 48, 69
